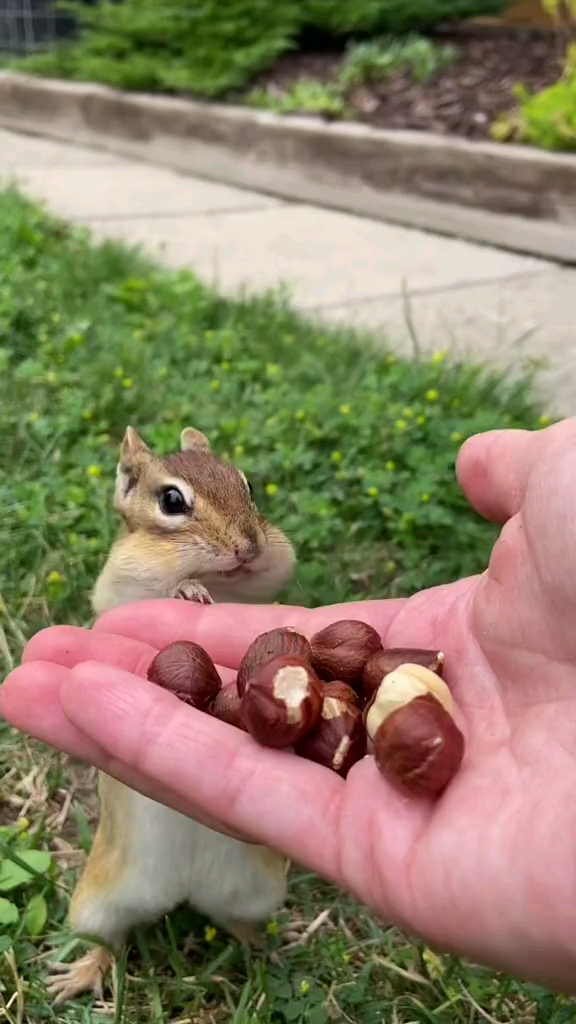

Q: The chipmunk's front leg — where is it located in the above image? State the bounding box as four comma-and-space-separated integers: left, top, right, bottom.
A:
171, 580, 214, 604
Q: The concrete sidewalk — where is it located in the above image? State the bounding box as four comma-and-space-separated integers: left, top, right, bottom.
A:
2, 126, 575, 414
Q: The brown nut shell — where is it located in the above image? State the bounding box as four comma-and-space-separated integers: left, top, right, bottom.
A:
241, 655, 323, 748
295, 685, 366, 776
373, 693, 464, 796
310, 620, 382, 688
147, 641, 222, 709
236, 628, 312, 697
210, 682, 247, 731
363, 648, 444, 702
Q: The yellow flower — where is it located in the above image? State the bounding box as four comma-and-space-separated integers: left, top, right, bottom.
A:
416, 415, 426, 426
266, 483, 279, 497
266, 920, 280, 936
426, 389, 439, 402
432, 349, 447, 364
210, 379, 221, 391
451, 431, 463, 443
29, 412, 40, 423
385, 461, 395, 472
367, 486, 379, 498
402, 407, 414, 419
204, 925, 217, 943
385, 560, 396, 573
47, 570, 63, 585
395, 419, 407, 432
122, 378, 134, 389
331, 451, 343, 465
87, 465, 101, 478
300, 980, 310, 995
114, 366, 124, 379
539, 414, 551, 427
221, 360, 231, 371
421, 492, 431, 503
342, 952, 351, 964
266, 363, 280, 376
17, 817, 30, 832
339, 404, 351, 416
294, 410, 306, 421
234, 444, 245, 457
83, 408, 94, 420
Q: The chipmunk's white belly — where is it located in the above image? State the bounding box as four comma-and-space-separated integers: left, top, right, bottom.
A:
120, 792, 286, 925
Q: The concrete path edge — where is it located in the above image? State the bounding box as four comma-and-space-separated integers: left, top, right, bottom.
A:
1, 71, 575, 264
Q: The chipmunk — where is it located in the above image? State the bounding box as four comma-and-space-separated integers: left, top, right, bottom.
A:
48, 425, 296, 1004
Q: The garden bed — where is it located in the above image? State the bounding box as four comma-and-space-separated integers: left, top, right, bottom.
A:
246, 24, 563, 141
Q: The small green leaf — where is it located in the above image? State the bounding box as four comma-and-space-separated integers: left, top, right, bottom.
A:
0, 850, 52, 891
0, 897, 19, 925
25, 893, 48, 935
0, 936, 14, 954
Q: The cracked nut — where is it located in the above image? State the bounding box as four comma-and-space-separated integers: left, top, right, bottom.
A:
241, 655, 323, 748
210, 682, 246, 731
363, 648, 444, 702
366, 663, 464, 796
310, 620, 382, 688
147, 641, 222, 710
295, 682, 366, 776
236, 627, 312, 696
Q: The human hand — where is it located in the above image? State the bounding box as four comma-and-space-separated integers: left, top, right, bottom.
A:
3, 419, 576, 993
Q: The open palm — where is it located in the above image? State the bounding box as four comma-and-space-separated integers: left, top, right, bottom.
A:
3, 421, 576, 993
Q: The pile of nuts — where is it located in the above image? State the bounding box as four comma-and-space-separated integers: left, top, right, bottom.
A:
147, 621, 465, 798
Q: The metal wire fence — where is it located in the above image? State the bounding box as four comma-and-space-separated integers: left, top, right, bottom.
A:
0, 0, 77, 55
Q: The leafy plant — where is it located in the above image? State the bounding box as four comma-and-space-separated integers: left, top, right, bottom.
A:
247, 79, 348, 117
491, 43, 576, 150
542, 0, 576, 31
0, 818, 54, 950
339, 34, 459, 89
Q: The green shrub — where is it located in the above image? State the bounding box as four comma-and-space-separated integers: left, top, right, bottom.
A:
492, 48, 576, 152
302, 0, 510, 35
7, 0, 513, 99
10, 0, 300, 98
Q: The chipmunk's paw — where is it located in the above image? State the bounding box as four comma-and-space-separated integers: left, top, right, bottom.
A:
46, 947, 113, 1004
172, 581, 214, 604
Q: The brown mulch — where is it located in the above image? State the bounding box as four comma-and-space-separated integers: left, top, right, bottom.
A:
248, 25, 566, 140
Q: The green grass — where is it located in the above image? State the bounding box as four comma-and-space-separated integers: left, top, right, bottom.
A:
0, 185, 569, 1023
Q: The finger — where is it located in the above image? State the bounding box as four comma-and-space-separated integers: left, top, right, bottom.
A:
456, 419, 576, 524
22, 625, 236, 685
60, 660, 345, 879
93, 597, 407, 670
0, 661, 250, 842
0, 661, 108, 764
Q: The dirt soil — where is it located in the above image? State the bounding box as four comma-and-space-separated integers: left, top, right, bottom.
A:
249, 25, 565, 140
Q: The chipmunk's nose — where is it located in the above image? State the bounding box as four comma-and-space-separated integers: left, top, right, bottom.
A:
234, 530, 260, 563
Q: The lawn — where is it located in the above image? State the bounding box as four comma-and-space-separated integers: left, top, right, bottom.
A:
0, 186, 570, 1023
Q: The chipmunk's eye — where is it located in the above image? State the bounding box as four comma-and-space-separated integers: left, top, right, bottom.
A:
159, 486, 188, 516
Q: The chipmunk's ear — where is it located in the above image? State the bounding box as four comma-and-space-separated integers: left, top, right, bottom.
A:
115, 427, 152, 512
120, 426, 151, 465
180, 427, 211, 453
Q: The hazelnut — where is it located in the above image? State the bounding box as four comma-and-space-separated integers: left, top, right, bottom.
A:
210, 682, 246, 731
363, 648, 444, 702
147, 641, 222, 710
366, 663, 464, 796
236, 627, 312, 697
310, 620, 382, 688
295, 681, 366, 776
240, 655, 323, 748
